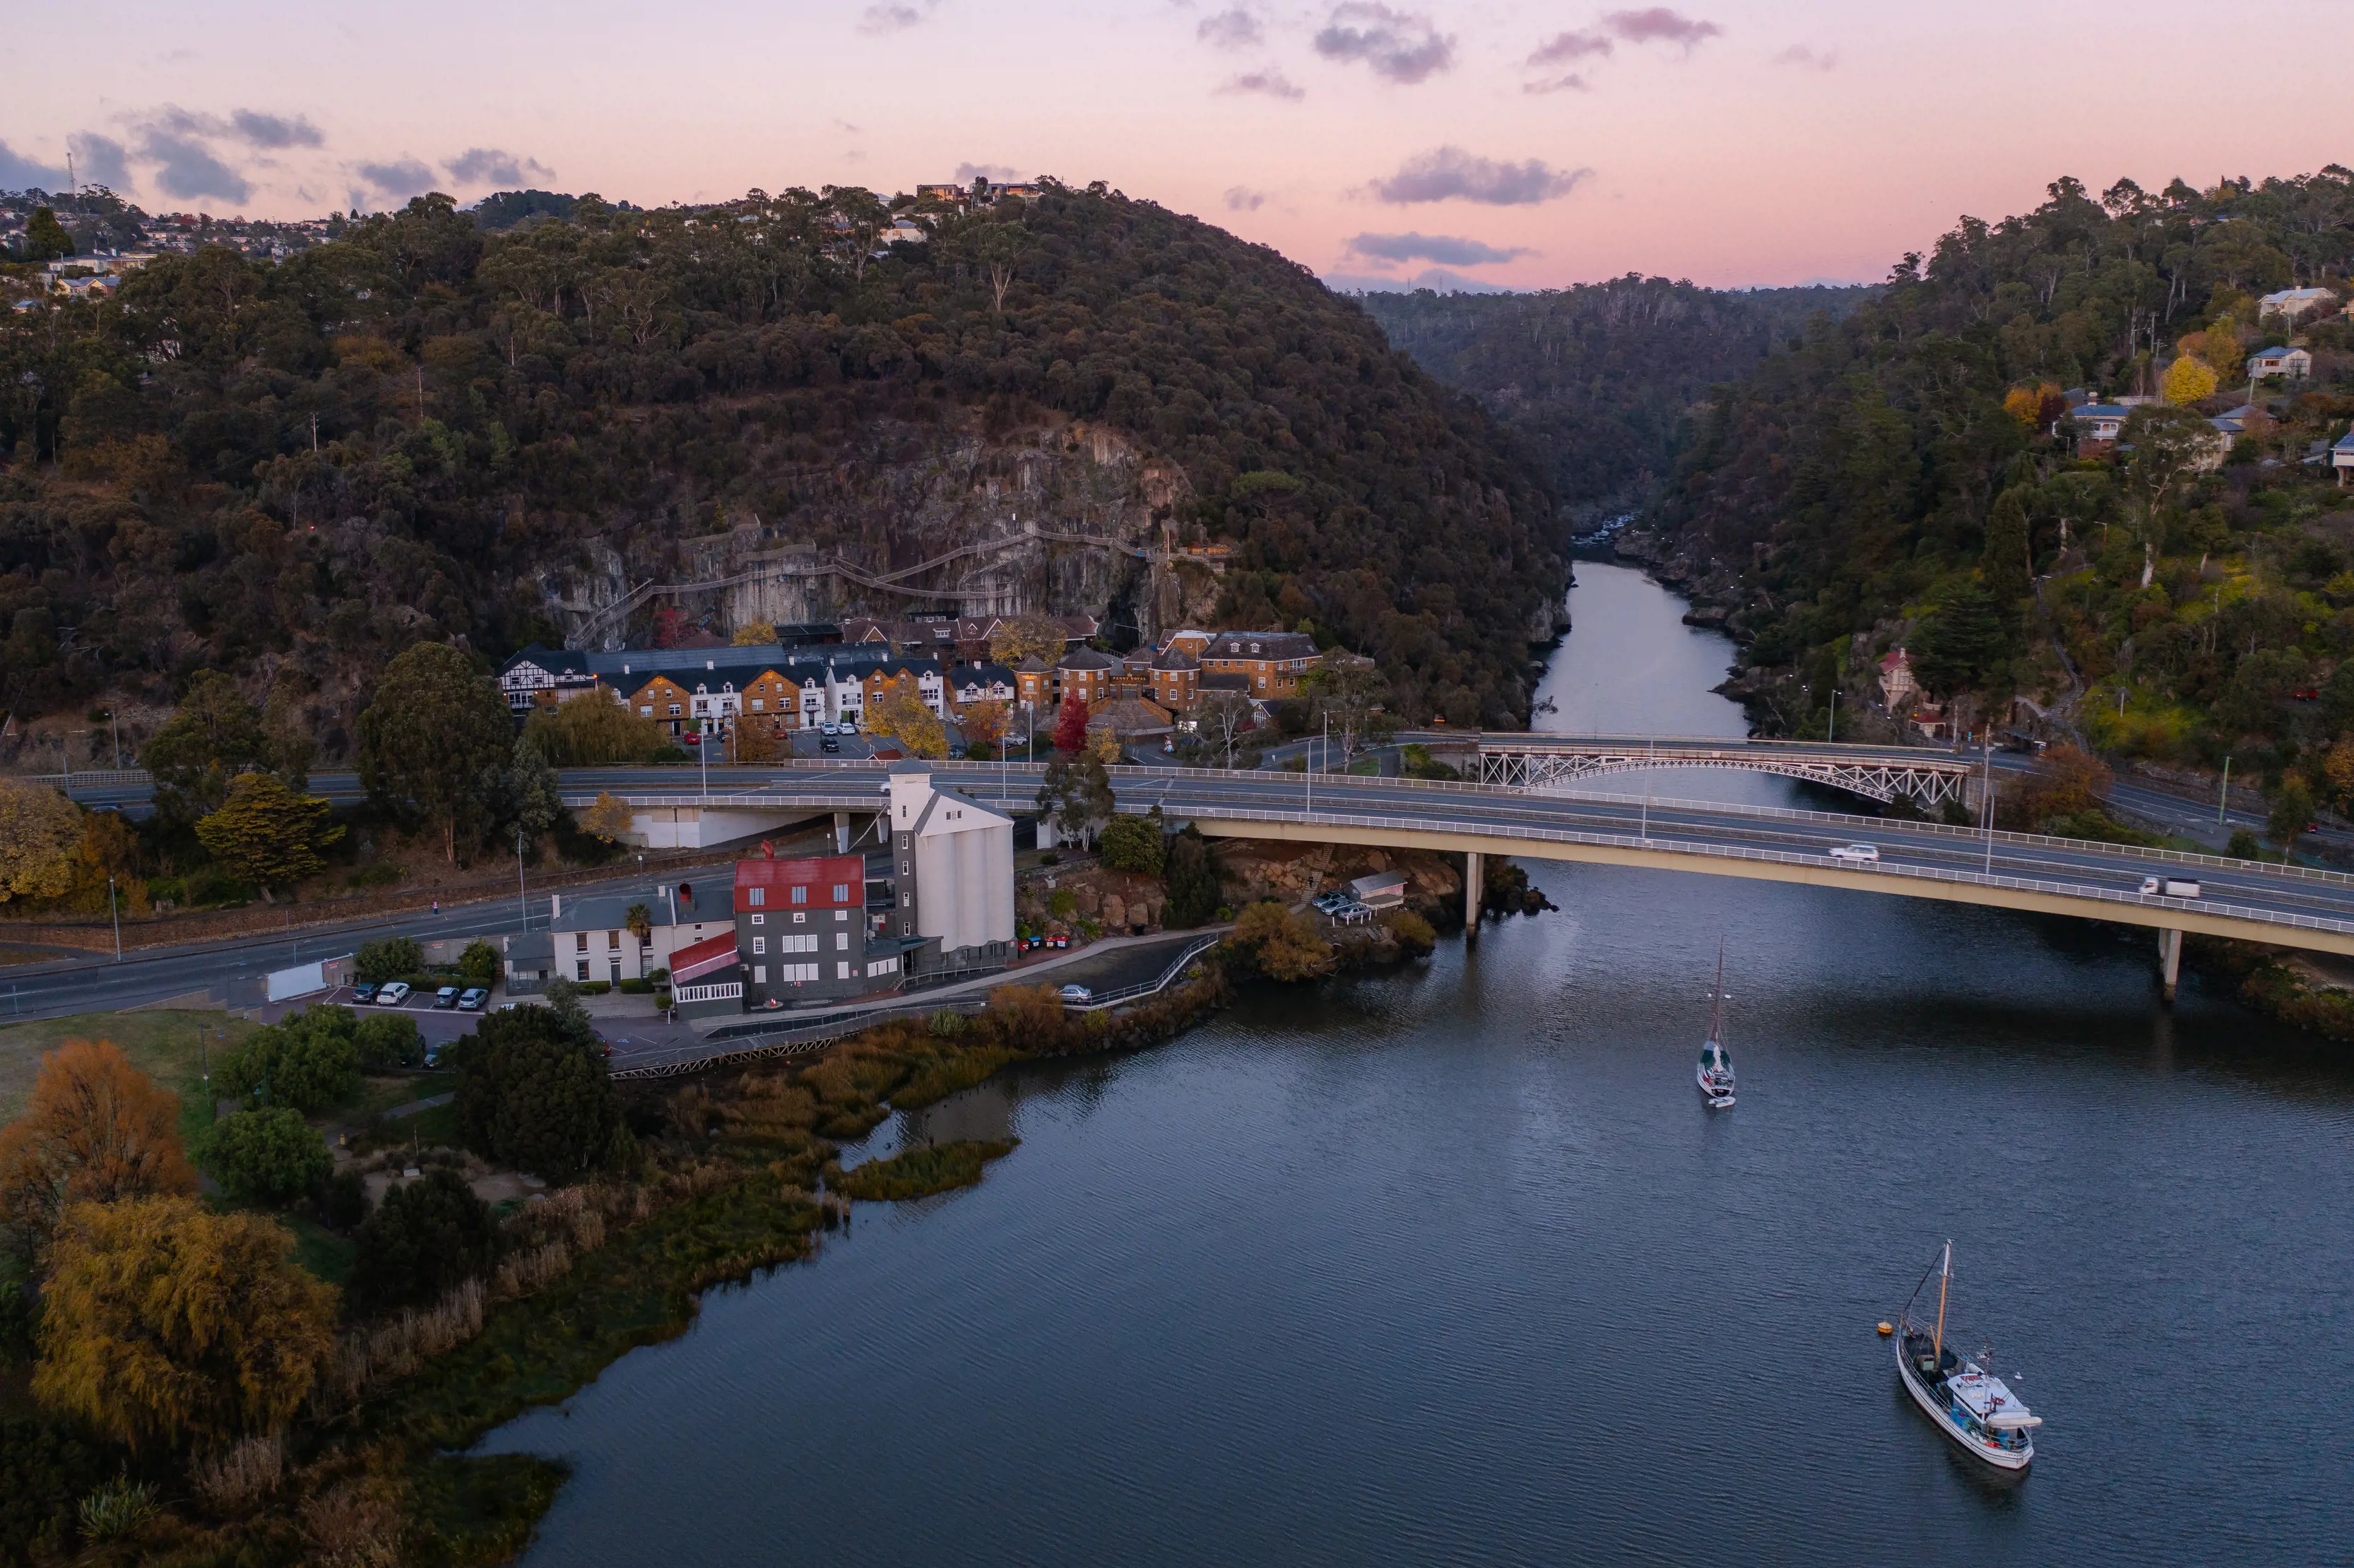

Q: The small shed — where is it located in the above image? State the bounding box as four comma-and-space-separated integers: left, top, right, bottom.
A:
1349, 872, 1408, 910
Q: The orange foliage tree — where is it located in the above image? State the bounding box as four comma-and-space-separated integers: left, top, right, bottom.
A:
0, 1038, 198, 1259
962, 699, 1010, 754
33, 1196, 337, 1452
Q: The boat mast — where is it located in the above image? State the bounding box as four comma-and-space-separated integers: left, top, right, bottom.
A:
1932, 1240, 1951, 1368
1708, 937, 1725, 1044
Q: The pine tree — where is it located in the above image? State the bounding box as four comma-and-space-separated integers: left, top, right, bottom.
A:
194, 771, 343, 893
1982, 486, 2034, 612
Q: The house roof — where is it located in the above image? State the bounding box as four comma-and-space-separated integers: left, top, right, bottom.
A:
1879, 649, 1912, 672
735, 853, 865, 901
504, 932, 553, 965
670, 931, 740, 984
1203, 631, 1319, 660
1058, 647, 1118, 671
908, 782, 1012, 835
2251, 345, 2299, 359
2334, 431, 2354, 452
2071, 403, 2131, 420
1089, 696, 1174, 735
1197, 671, 1253, 693
2260, 287, 2336, 304
947, 661, 1017, 686
553, 887, 731, 932
1150, 646, 1200, 672
499, 643, 595, 678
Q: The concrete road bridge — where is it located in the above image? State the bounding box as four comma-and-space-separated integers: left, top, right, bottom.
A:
1467, 733, 1980, 807
561, 759, 2354, 1000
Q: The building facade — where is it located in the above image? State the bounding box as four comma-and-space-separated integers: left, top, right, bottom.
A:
886, 761, 1017, 975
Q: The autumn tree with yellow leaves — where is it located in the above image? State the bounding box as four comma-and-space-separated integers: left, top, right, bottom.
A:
0, 1039, 199, 1260
867, 676, 947, 759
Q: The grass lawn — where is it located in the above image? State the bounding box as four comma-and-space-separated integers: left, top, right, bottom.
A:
0, 1008, 255, 1124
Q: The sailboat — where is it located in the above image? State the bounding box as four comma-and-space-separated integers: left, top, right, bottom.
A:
1697, 939, 1735, 1108
1892, 1242, 2040, 1471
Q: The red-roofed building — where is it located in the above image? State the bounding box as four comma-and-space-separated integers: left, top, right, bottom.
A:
734, 853, 897, 1006
668, 931, 743, 1005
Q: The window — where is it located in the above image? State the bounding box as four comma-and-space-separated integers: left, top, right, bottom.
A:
832, 884, 849, 901
835, 932, 849, 950
747, 887, 764, 907
750, 698, 764, 712
752, 936, 766, 955
574, 932, 588, 953
792, 911, 806, 924
837, 962, 851, 980
668, 702, 682, 716
607, 931, 620, 950
791, 886, 808, 905
899, 861, 909, 874
753, 964, 767, 983
639, 705, 653, 717
750, 912, 764, 925
783, 962, 818, 983
834, 909, 847, 922
865, 956, 900, 978
576, 960, 590, 980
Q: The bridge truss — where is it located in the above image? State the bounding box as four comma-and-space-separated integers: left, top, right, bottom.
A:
1477, 742, 1974, 807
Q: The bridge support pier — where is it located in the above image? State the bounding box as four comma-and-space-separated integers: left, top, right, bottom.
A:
834, 812, 851, 855
2158, 927, 2183, 1003
1465, 853, 1484, 944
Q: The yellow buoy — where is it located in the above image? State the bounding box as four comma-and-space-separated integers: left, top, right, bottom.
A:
1876, 1321, 1893, 1336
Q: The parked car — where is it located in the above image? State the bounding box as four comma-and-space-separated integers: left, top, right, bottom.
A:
1828, 843, 1881, 862
377, 981, 412, 1006
1058, 984, 1094, 1003
2139, 876, 2202, 899
423, 1040, 445, 1069
432, 985, 460, 1009
820, 721, 839, 736
821, 736, 841, 754
351, 981, 379, 1004
457, 987, 489, 1011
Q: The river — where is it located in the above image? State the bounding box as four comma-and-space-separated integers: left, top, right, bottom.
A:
480, 561, 2354, 1567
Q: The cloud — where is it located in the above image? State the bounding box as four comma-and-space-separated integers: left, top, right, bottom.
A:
0, 138, 69, 191
1324, 267, 1511, 295
1349, 231, 1534, 266
446, 147, 554, 186
230, 111, 324, 148
1224, 186, 1268, 210
355, 158, 438, 201
1218, 67, 1303, 99
858, 3, 930, 33
1600, 6, 1721, 51
1313, 3, 1455, 85
69, 133, 131, 189
1522, 73, 1590, 93
1367, 147, 1590, 206
1529, 29, 1612, 65
1772, 43, 1836, 70
1196, 7, 1262, 48
141, 131, 253, 201
954, 162, 1026, 183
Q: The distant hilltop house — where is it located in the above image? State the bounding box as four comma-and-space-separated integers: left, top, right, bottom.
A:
2257, 286, 2338, 322
1878, 648, 1919, 711
2247, 346, 2312, 381
2335, 430, 2354, 487
2069, 403, 2132, 444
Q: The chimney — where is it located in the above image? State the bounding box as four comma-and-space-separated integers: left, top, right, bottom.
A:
550, 893, 561, 920
761, 839, 775, 858
678, 881, 693, 908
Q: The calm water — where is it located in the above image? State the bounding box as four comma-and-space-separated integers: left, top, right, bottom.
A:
482, 564, 2354, 1567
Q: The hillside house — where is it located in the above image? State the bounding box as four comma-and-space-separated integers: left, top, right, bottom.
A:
1879, 649, 1919, 711
1200, 631, 1320, 698
1056, 647, 1119, 705
2258, 286, 2338, 321
2069, 403, 2131, 442
2247, 346, 2312, 381
498, 645, 602, 713
947, 662, 1018, 711
2335, 430, 2354, 487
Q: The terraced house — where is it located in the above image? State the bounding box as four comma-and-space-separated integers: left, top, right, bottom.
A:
1197, 631, 1320, 698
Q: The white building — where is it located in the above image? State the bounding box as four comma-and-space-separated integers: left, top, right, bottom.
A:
885, 760, 1016, 974
2257, 286, 2337, 322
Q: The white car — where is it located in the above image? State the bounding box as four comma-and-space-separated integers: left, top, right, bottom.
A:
377, 981, 413, 1006
1058, 984, 1094, 1004
1828, 843, 1881, 863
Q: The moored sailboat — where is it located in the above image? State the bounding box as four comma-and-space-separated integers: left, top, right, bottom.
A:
1697, 939, 1735, 1107
1892, 1242, 2040, 1471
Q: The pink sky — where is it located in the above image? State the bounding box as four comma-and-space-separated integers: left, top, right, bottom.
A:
7, 0, 2350, 289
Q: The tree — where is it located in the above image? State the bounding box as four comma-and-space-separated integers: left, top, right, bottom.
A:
1982, 487, 2033, 610
1303, 656, 1393, 757
1052, 691, 1091, 755
579, 790, 636, 843
988, 614, 1067, 667
624, 903, 652, 963
962, 699, 1010, 756
1099, 806, 1167, 877
354, 937, 422, 985
346, 1168, 495, 1316
1162, 826, 1222, 926
731, 619, 777, 645
32, 1196, 336, 1453
508, 735, 564, 837
353, 1011, 425, 1069
355, 643, 515, 862
24, 207, 73, 263
199, 1108, 332, 1205
459, 939, 501, 988
1910, 583, 2007, 697
521, 698, 670, 766
1226, 901, 1335, 980
0, 1040, 198, 1259
1195, 689, 1256, 768
2162, 355, 2219, 405
2269, 774, 2315, 849
453, 1004, 626, 1180
1036, 753, 1113, 849
216, 1007, 360, 1115
139, 671, 270, 824
194, 772, 343, 893
868, 675, 947, 758
2122, 405, 2221, 589
0, 782, 80, 905
2322, 735, 2354, 813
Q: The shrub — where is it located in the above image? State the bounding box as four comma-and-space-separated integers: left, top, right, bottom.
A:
617, 978, 652, 994
345, 862, 403, 889
2228, 827, 2264, 859
1226, 901, 1335, 981
453, 1005, 627, 1181
321, 1169, 366, 1230
201, 1108, 333, 1205
182, 868, 255, 906
577, 980, 611, 995
646, 967, 670, 985
352, 1011, 424, 1071
1163, 826, 1221, 926
1382, 908, 1438, 956
355, 937, 423, 985
1047, 889, 1077, 920
216, 1005, 360, 1112
458, 939, 500, 987
347, 1169, 495, 1317
833, 1139, 1019, 1201
78, 1478, 158, 1541
1098, 808, 1167, 877
0, 1415, 112, 1562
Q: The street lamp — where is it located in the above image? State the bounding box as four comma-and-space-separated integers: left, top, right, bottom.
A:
108, 874, 121, 961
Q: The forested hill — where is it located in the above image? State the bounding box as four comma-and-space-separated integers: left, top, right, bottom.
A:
1356, 278, 1869, 516
1648, 169, 2354, 789
0, 182, 1563, 756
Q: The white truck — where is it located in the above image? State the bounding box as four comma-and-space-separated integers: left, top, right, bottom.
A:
2139, 875, 2201, 899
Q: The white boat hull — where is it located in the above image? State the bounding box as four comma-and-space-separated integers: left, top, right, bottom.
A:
1894, 1337, 2033, 1471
